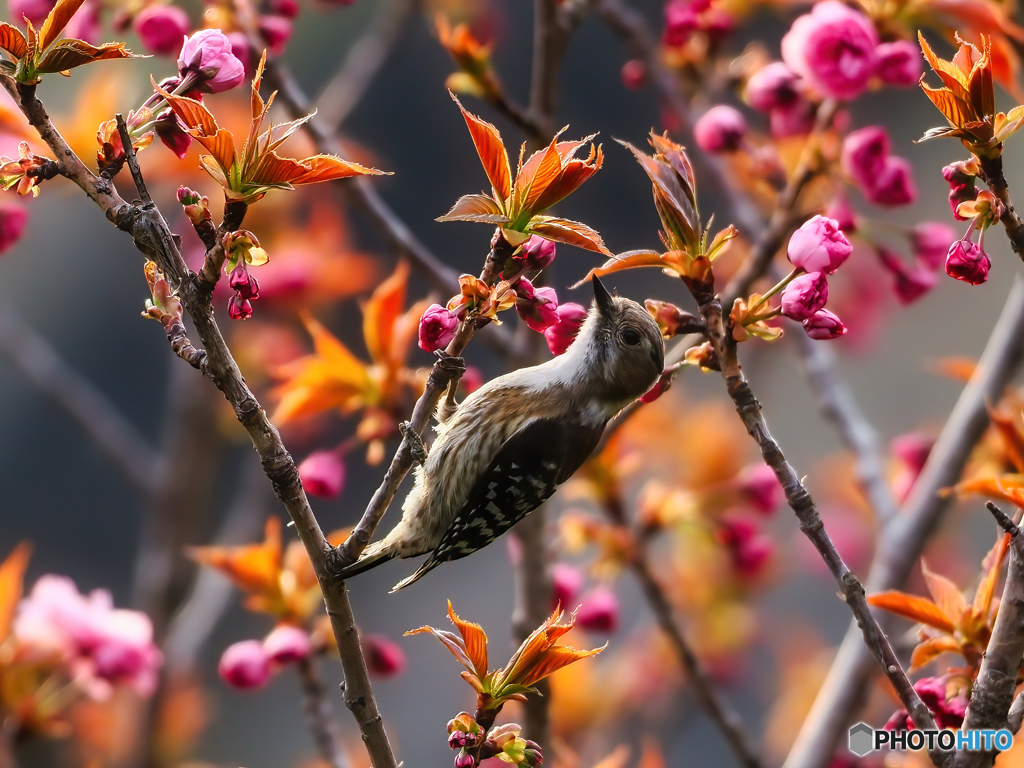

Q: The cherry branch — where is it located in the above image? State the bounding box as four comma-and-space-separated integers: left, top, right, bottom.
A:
298, 655, 351, 768
4, 77, 398, 768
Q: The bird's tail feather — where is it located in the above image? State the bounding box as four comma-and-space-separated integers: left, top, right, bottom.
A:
333, 543, 396, 581
389, 556, 439, 593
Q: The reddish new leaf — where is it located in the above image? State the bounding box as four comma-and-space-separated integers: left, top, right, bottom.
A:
452, 92, 512, 201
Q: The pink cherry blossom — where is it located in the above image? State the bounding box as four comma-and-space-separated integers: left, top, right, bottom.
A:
737, 463, 782, 515
945, 240, 990, 285
576, 587, 620, 633
0, 202, 27, 255
885, 677, 966, 731
694, 105, 747, 153
781, 0, 879, 101
841, 127, 888, 191
787, 216, 852, 274
134, 5, 191, 56
803, 309, 847, 340
363, 634, 407, 678
877, 248, 938, 304
746, 61, 801, 112
769, 97, 816, 138
514, 279, 560, 333
911, 222, 956, 270
263, 624, 312, 665
621, 59, 647, 90
298, 450, 345, 498
874, 40, 921, 87
867, 156, 916, 207
8, 0, 54, 25
178, 29, 246, 94
219, 640, 271, 690
418, 303, 458, 352
258, 14, 293, 56
63, 0, 99, 43
551, 564, 584, 612
544, 302, 588, 355
781, 271, 828, 321
155, 109, 192, 160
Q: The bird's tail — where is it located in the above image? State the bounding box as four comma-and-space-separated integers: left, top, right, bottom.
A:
333, 542, 396, 581
389, 555, 440, 593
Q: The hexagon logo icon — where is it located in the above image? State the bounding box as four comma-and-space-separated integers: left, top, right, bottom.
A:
849, 722, 874, 757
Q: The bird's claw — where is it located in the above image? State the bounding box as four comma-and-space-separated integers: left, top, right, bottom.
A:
433, 350, 466, 377
400, 421, 428, 466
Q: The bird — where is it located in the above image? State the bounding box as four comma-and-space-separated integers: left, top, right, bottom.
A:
335, 276, 666, 592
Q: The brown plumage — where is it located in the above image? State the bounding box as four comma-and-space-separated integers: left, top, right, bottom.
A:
335, 277, 665, 591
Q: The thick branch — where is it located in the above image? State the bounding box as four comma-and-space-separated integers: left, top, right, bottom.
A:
0, 310, 161, 493
8, 78, 398, 768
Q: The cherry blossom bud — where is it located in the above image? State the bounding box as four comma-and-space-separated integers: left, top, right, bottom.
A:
621, 59, 647, 90
228, 265, 260, 299
866, 156, 916, 207
911, 222, 956, 270
258, 15, 293, 56
298, 450, 345, 498
694, 105, 747, 153
639, 368, 674, 404
769, 98, 816, 138
802, 309, 847, 340
219, 640, 271, 689
418, 303, 458, 352
841, 126, 888, 191
781, 271, 828, 321
226, 32, 257, 77
551, 564, 584, 611
272, 0, 299, 18
746, 61, 801, 112
825, 196, 857, 233
945, 240, 990, 285
363, 634, 406, 678
515, 280, 560, 332
178, 29, 246, 94
263, 624, 312, 665
544, 302, 587, 355
0, 203, 27, 255
8, 0, 54, 25
663, 0, 699, 45
781, 0, 878, 101
576, 587, 620, 633
875, 41, 921, 87
877, 248, 938, 304
227, 294, 253, 320
943, 162, 978, 220
155, 109, 191, 159
891, 431, 933, 503
737, 463, 781, 515
733, 534, 774, 577
787, 216, 852, 274
519, 235, 556, 271
454, 753, 475, 768
133, 5, 190, 56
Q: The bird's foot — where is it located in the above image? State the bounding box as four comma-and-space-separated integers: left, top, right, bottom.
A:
400, 421, 428, 466
433, 350, 466, 379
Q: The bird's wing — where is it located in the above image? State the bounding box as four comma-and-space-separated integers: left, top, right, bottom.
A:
390, 417, 604, 592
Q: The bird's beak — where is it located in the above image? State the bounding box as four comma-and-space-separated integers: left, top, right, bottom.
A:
592, 276, 615, 317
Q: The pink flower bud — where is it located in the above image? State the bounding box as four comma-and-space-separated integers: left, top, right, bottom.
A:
0, 203, 27, 255
258, 15, 293, 56
519, 235, 556, 271
787, 215, 852, 274
891, 432, 933, 503
746, 61, 801, 112
877, 248, 938, 304
454, 753, 475, 768
841, 126, 888, 191
155, 108, 192, 160
638, 368, 673, 404
780, 271, 828, 321
263, 624, 312, 665
515, 280, 560, 333
543, 302, 588, 355
133, 5, 191, 56
694, 105, 747, 153
418, 303, 458, 353
8, 0, 54, 25
298, 450, 345, 498
228, 265, 260, 299
943, 162, 978, 220
781, 0, 878, 101
875, 40, 921, 87
227, 294, 253, 320
219, 640, 271, 689
911, 222, 956, 270
178, 29, 246, 94
737, 463, 781, 515
363, 634, 406, 678
733, 534, 774, 577
769, 98, 816, 138
663, 0, 699, 45
272, 0, 299, 18
551, 564, 584, 612
226, 32, 257, 78
825, 196, 857, 233
945, 240, 990, 285
576, 587, 619, 633
802, 309, 847, 340
866, 156, 916, 207
621, 59, 647, 90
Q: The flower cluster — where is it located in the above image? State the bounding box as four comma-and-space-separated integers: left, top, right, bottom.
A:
841, 127, 916, 207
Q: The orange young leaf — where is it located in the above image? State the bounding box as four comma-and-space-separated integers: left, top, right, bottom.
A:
974, 532, 1010, 616
574, 250, 672, 287
36, 39, 133, 73
362, 261, 408, 366
188, 517, 283, 597
921, 559, 968, 625
0, 541, 31, 642
437, 193, 510, 223
528, 216, 610, 255
451, 91, 511, 202
988, 404, 1024, 472
911, 635, 961, 669
0, 23, 27, 59
446, 601, 489, 678
930, 356, 977, 381
38, 0, 86, 50
866, 591, 956, 633
154, 82, 236, 172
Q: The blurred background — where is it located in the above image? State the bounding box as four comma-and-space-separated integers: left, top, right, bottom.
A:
1, 0, 1021, 766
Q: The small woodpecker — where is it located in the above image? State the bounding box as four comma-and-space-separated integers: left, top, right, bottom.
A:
335, 276, 665, 591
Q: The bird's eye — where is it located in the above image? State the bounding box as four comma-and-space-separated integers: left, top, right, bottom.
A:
622, 329, 641, 346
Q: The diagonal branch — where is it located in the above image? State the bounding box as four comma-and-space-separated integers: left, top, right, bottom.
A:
5, 78, 398, 768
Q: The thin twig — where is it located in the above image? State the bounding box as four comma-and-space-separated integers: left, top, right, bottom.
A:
315, 0, 417, 132
794, 331, 899, 525
115, 112, 151, 204
298, 655, 350, 768
0, 309, 161, 493
986, 501, 1020, 537
6, 77, 398, 768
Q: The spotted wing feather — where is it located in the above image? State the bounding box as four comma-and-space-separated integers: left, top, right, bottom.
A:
390, 418, 604, 591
